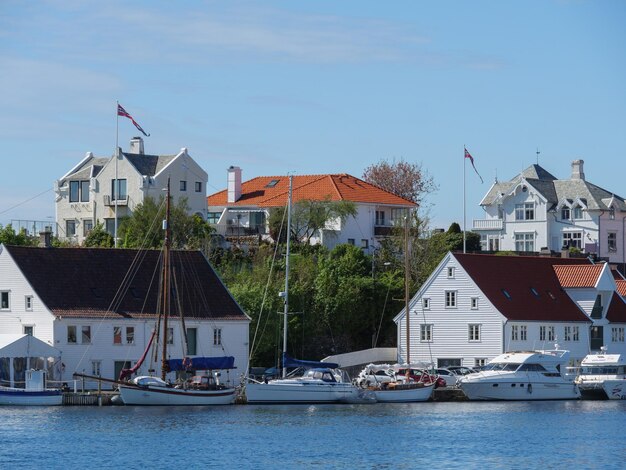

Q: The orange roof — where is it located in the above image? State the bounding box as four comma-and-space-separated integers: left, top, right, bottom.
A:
553, 264, 603, 288
207, 174, 416, 208
616, 279, 626, 297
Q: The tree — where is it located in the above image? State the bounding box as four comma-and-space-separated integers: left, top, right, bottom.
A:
362, 158, 437, 206
0, 224, 37, 246
83, 222, 114, 248
268, 198, 357, 245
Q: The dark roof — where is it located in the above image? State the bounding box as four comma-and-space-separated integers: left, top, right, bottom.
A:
517, 164, 558, 181
123, 152, 177, 177
454, 253, 592, 322
6, 246, 247, 321
606, 292, 626, 323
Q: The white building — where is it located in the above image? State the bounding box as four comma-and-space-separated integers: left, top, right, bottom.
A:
207, 167, 416, 252
55, 136, 208, 244
394, 252, 626, 368
0, 244, 250, 389
473, 160, 626, 266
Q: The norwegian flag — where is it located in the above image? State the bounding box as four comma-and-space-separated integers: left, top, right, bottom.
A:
464, 147, 483, 183
117, 104, 150, 137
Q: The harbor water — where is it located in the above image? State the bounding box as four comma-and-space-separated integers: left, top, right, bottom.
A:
1, 400, 625, 469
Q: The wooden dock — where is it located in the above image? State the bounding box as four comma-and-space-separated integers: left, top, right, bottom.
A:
62, 392, 117, 406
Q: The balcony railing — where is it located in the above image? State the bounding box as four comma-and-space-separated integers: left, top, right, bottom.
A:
472, 219, 503, 230
103, 195, 129, 206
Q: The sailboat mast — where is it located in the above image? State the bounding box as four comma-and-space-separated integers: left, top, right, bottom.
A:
282, 174, 293, 379
405, 215, 411, 364
161, 178, 172, 381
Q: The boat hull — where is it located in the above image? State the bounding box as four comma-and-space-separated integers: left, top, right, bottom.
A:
602, 380, 626, 400
0, 388, 62, 406
119, 385, 236, 405
246, 382, 358, 404
372, 384, 434, 403
459, 380, 580, 401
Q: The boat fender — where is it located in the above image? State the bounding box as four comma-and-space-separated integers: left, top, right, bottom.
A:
527, 383, 532, 394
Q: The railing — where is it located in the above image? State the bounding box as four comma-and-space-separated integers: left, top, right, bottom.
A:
103, 195, 129, 206
472, 219, 504, 230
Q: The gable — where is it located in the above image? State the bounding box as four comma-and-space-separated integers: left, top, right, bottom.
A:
606, 292, 626, 323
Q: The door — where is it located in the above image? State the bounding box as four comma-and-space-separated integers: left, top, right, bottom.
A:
114, 361, 132, 381
590, 326, 604, 351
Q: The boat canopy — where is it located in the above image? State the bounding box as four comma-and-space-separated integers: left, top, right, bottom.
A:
167, 356, 235, 371
282, 353, 338, 370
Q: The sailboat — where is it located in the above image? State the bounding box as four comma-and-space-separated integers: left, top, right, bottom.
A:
356, 216, 435, 403
245, 175, 361, 404
116, 179, 237, 405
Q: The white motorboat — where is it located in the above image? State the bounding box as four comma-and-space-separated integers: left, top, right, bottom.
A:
575, 349, 626, 399
0, 369, 62, 406
355, 363, 435, 403
458, 348, 580, 401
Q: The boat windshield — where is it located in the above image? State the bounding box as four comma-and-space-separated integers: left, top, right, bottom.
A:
483, 363, 521, 372
581, 366, 622, 375
304, 369, 338, 383
517, 363, 547, 372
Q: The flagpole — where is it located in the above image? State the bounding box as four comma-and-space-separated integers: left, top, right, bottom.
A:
115, 100, 119, 248
463, 145, 466, 254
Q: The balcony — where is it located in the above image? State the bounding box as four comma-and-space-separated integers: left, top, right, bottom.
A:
103, 195, 129, 207
472, 219, 503, 231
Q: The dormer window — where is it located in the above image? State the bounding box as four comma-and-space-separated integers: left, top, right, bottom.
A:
572, 206, 583, 220
561, 207, 570, 220
609, 207, 615, 220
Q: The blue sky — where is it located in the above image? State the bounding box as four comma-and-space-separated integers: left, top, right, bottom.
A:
1, 0, 625, 231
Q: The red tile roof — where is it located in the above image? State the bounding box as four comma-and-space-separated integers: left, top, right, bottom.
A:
207, 174, 416, 208
553, 264, 604, 288
616, 280, 626, 297
606, 292, 626, 322
6, 246, 247, 321
454, 253, 592, 322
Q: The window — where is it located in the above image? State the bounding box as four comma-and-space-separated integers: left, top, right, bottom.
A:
23, 326, 33, 336
468, 324, 481, 342
180, 180, 187, 191
213, 328, 222, 346
515, 233, 535, 252
195, 181, 202, 192
92, 361, 101, 376
565, 326, 580, 342
187, 328, 197, 355
475, 358, 487, 367
502, 289, 511, 300
70, 181, 80, 202
561, 207, 570, 220
126, 327, 135, 345
572, 206, 583, 219
105, 218, 115, 236
1, 291, 9, 309
111, 179, 127, 200
71, 180, 90, 202
572, 326, 579, 342
471, 297, 478, 309
67, 325, 77, 344
167, 327, 174, 345
612, 327, 625, 343
265, 179, 280, 188
84, 220, 93, 235
562, 232, 582, 249
207, 212, 221, 224
520, 325, 527, 341
81, 326, 91, 344
361, 239, 369, 249
375, 211, 385, 226
420, 324, 433, 342
609, 207, 615, 220
113, 326, 122, 344
347, 239, 355, 245
608, 232, 617, 252
447, 267, 455, 279
515, 203, 535, 221
422, 298, 430, 310
81, 180, 90, 202
540, 325, 555, 342
511, 325, 519, 341
445, 291, 457, 308
24, 295, 33, 311
66, 220, 76, 237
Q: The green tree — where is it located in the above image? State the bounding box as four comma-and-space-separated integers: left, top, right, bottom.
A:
83, 222, 114, 248
0, 224, 37, 246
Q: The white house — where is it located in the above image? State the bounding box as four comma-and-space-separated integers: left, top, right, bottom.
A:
0, 244, 250, 389
55, 136, 208, 244
207, 167, 416, 252
473, 160, 626, 266
394, 252, 626, 368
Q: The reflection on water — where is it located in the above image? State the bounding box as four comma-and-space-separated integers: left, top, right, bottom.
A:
1, 401, 625, 469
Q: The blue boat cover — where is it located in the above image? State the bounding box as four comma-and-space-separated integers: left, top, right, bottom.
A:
167, 356, 235, 371
282, 353, 338, 370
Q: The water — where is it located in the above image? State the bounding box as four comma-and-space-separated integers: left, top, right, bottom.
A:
1, 401, 625, 469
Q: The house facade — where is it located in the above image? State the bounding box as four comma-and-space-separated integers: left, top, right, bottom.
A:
394, 252, 626, 368
207, 166, 416, 252
473, 160, 626, 266
55, 137, 208, 244
0, 244, 249, 389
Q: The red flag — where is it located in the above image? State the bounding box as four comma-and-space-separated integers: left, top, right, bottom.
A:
117, 104, 150, 137
464, 148, 483, 183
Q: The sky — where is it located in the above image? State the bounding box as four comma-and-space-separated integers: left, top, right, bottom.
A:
1, 0, 625, 232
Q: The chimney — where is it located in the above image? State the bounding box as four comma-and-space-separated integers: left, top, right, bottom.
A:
130, 136, 144, 154
38, 230, 52, 248
571, 159, 585, 180
227, 166, 242, 203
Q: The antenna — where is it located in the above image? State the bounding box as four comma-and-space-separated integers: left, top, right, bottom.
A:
536, 147, 540, 165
